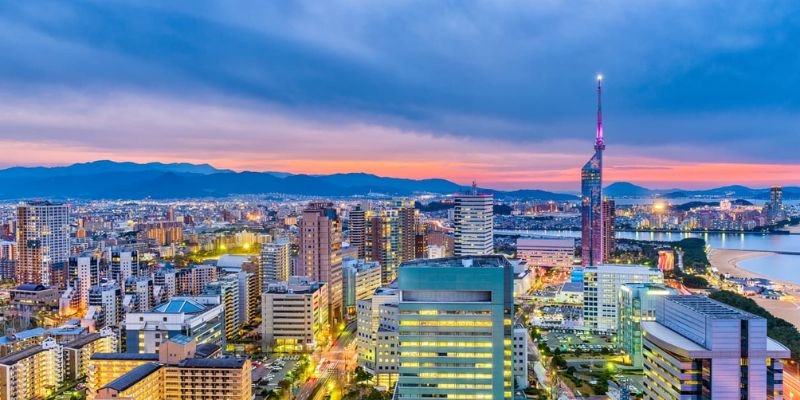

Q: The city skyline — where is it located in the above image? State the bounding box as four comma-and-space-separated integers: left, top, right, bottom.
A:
1, 2, 800, 190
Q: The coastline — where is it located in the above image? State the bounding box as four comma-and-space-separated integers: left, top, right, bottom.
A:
708, 248, 800, 329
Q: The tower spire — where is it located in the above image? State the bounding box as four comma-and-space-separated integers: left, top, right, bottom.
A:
595, 74, 605, 150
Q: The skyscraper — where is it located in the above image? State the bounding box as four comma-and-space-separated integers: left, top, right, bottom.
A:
581, 76, 606, 266
298, 202, 343, 329
602, 199, 615, 262
364, 200, 418, 285
453, 182, 494, 256
767, 185, 785, 223
395, 255, 514, 399
349, 204, 366, 259
16, 201, 70, 286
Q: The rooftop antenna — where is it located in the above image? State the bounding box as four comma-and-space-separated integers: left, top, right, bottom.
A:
595, 74, 605, 151
471, 180, 478, 195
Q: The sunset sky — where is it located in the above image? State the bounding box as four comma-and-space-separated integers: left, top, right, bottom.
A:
1, 1, 799, 190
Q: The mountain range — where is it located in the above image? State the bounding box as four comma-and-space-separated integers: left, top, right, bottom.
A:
604, 182, 800, 200
0, 160, 577, 200
0, 160, 793, 201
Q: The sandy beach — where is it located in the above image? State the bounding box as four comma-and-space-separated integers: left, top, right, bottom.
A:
708, 248, 800, 329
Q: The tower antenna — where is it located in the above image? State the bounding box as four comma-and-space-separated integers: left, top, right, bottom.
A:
595, 74, 605, 150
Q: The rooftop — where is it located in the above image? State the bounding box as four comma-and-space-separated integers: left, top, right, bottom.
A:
168, 334, 193, 345
103, 363, 162, 392
64, 333, 103, 349
91, 352, 159, 361
667, 295, 760, 320
194, 343, 220, 359
585, 264, 661, 274
152, 299, 206, 314
400, 255, 512, 269
0, 345, 45, 365
179, 357, 246, 369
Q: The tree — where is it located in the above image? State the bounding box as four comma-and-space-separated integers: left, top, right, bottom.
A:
353, 366, 372, 383
682, 275, 709, 289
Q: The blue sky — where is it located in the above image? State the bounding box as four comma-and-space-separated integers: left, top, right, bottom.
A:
0, 1, 798, 189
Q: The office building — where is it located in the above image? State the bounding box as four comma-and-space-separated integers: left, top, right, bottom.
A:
583, 264, 663, 331
581, 76, 606, 266
642, 295, 790, 400
516, 238, 574, 269
261, 238, 291, 285
298, 202, 343, 329
261, 276, 328, 352
343, 258, 382, 316
356, 287, 401, 388
124, 298, 224, 353
453, 184, 494, 256
617, 283, 676, 367
16, 201, 70, 286
395, 255, 514, 400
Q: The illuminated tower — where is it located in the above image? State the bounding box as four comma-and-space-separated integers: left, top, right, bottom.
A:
581, 75, 605, 266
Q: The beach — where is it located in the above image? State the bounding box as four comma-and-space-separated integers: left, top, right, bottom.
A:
708, 248, 800, 329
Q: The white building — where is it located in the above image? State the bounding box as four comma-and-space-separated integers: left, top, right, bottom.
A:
582, 264, 663, 331
453, 190, 494, 256
642, 295, 790, 400
426, 244, 446, 259
343, 258, 382, 316
516, 238, 574, 269
356, 287, 400, 389
513, 325, 529, 390
261, 238, 291, 285
124, 298, 224, 353
261, 276, 328, 352
88, 282, 122, 329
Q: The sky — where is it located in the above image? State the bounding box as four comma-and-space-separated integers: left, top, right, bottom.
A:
0, 1, 799, 190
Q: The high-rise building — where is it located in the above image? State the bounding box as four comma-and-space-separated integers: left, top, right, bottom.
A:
364, 201, 418, 285
298, 202, 343, 329
110, 250, 138, 289
768, 186, 785, 223
453, 183, 494, 256
581, 76, 606, 266
602, 199, 615, 261
89, 282, 122, 329
582, 264, 663, 331
260, 238, 290, 285
0, 337, 63, 400
16, 201, 70, 286
395, 255, 514, 400
349, 204, 367, 259
617, 283, 676, 367
642, 295, 791, 400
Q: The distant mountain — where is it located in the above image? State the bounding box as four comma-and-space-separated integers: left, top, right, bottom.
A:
605, 181, 800, 200
0, 160, 574, 200
604, 182, 653, 197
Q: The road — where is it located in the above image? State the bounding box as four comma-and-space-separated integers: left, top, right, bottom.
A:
294, 322, 357, 400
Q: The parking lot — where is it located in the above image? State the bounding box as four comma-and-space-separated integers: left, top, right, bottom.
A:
541, 329, 615, 353
252, 355, 299, 394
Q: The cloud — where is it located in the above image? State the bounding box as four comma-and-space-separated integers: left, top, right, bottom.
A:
0, 1, 798, 187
